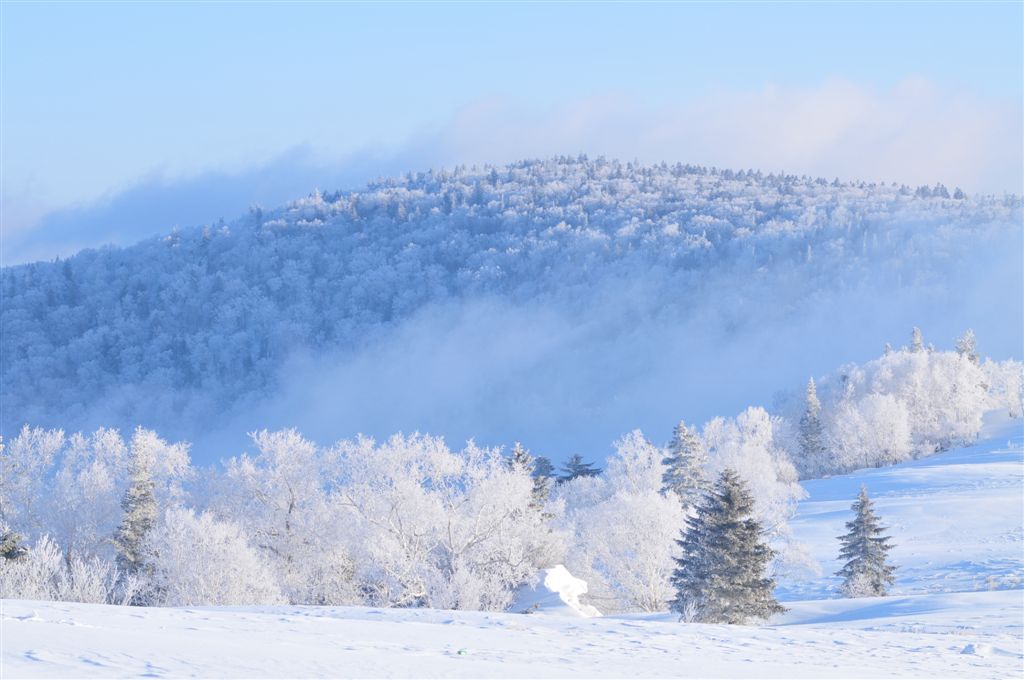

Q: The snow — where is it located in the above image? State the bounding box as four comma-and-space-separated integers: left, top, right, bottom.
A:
3, 415, 1021, 678
509, 565, 601, 617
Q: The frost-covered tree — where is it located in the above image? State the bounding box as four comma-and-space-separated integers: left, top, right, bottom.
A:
956, 329, 979, 364
669, 468, 785, 624
508, 442, 551, 508
112, 429, 159, 576
661, 421, 708, 509
702, 407, 805, 539
910, 327, 925, 353
557, 431, 684, 613
0, 528, 27, 561
216, 429, 355, 605
797, 378, 829, 477
836, 487, 895, 597
558, 454, 601, 483
333, 434, 560, 611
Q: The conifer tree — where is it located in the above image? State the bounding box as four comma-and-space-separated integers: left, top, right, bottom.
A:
910, 327, 925, 353
507, 442, 551, 508
661, 421, 708, 508
669, 468, 785, 624
836, 486, 895, 597
955, 329, 979, 364
557, 454, 601, 483
113, 432, 158, 577
0, 528, 27, 561
799, 378, 828, 475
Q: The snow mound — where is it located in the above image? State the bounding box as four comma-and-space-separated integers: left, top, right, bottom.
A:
511, 565, 602, 617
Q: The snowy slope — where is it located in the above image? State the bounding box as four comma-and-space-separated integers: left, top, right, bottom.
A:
779, 412, 1024, 600
3, 416, 1021, 678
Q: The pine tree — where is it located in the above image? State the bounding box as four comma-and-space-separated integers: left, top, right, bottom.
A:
507, 442, 551, 508
113, 433, 158, 577
836, 486, 896, 597
799, 378, 828, 475
557, 454, 601, 483
670, 468, 785, 624
661, 421, 708, 508
910, 327, 925, 353
955, 329, 979, 364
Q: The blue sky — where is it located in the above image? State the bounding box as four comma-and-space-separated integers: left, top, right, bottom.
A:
3, 2, 1022, 263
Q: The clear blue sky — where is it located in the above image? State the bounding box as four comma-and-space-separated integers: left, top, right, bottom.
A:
3, 2, 1022, 260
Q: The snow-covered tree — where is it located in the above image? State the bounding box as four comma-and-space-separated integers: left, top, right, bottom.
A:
216, 429, 355, 605
956, 329, 979, 364
333, 433, 560, 611
910, 327, 925, 353
661, 421, 708, 509
113, 430, 159, 576
836, 487, 895, 597
669, 468, 785, 624
558, 454, 601, 483
508, 442, 551, 509
798, 378, 829, 477
702, 407, 805, 539
557, 431, 685, 613
0, 528, 27, 561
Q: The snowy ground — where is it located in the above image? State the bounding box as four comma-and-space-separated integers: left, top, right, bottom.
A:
3, 415, 1022, 678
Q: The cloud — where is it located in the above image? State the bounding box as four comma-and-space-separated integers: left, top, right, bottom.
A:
414, 78, 1021, 194
6, 78, 1019, 265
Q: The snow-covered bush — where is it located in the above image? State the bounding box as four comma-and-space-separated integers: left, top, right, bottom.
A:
0, 536, 118, 604
141, 508, 284, 607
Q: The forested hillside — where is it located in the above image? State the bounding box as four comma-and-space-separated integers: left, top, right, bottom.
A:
2, 157, 1020, 450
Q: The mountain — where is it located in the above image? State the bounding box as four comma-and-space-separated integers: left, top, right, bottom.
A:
2, 157, 1021, 460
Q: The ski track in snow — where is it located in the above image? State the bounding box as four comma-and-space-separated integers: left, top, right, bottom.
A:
3, 416, 1022, 678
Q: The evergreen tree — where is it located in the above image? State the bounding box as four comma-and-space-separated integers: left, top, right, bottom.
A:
669, 468, 785, 624
557, 454, 601, 483
910, 327, 925, 353
0, 528, 27, 561
113, 434, 158, 577
836, 486, 896, 597
507, 442, 551, 509
799, 378, 828, 475
661, 421, 708, 508
955, 329, 979, 364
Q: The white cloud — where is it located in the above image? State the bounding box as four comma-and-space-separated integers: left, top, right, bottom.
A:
414, 78, 1021, 194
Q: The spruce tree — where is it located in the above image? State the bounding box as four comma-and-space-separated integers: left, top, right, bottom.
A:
661, 421, 708, 508
0, 529, 27, 561
836, 486, 896, 597
799, 378, 828, 475
507, 442, 551, 508
557, 454, 601, 483
113, 435, 158, 576
670, 468, 785, 624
